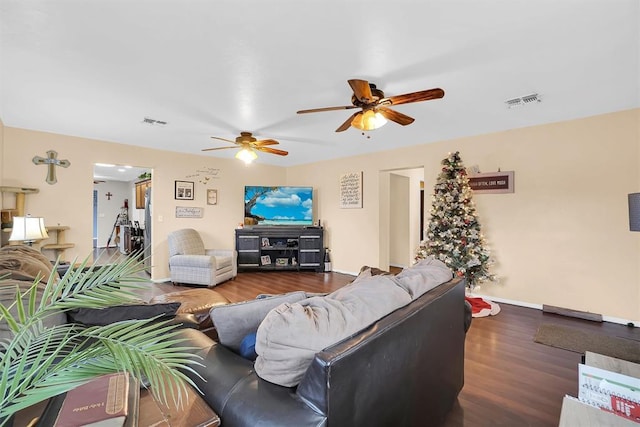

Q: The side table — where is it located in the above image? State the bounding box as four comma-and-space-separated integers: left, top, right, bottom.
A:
139, 382, 220, 427
14, 379, 220, 427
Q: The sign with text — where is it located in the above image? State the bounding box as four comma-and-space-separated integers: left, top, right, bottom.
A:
175, 206, 204, 218
340, 171, 363, 208
468, 171, 514, 194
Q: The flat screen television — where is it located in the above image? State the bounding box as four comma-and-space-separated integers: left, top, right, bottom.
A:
244, 186, 313, 226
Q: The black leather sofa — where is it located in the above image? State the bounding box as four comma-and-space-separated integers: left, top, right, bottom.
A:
174, 276, 470, 427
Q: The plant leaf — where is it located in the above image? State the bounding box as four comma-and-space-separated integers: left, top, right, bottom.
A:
0, 250, 200, 419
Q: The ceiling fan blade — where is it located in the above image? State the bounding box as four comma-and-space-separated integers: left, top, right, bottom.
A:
201, 146, 237, 152
378, 107, 415, 126
211, 136, 237, 144
257, 146, 288, 156
297, 105, 358, 114
348, 79, 373, 103
336, 111, 361, 132
253, 139, 279, 146
384, 88, 445, 106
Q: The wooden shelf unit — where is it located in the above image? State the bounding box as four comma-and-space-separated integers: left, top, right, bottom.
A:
1, 225, 75, 261
41, 225, 75, 261
236, 227, 324, 272
0, 186, 39, 217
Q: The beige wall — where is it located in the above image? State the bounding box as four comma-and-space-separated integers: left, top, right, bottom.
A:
0, 127, 286, 279
287, 109, 640, 322
1, 109, 639, 321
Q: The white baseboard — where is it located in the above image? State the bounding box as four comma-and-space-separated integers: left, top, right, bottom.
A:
466, 293, 542, 310
332, 269, 359, 276
470, 292, 639, 328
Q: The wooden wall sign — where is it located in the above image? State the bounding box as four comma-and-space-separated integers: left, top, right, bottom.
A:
340, 171, 363, 208
175, 206, 203, 218
468, 171, 515, 194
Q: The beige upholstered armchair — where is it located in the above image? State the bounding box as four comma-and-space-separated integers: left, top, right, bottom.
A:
168, 228, 237, 287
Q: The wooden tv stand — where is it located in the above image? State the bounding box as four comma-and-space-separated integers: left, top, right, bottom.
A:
235, 227, 324, 272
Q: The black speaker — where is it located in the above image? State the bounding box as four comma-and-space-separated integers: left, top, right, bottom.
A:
629, 193, 640, 231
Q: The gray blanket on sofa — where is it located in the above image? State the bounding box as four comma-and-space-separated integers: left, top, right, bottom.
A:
255, 257, 453, 386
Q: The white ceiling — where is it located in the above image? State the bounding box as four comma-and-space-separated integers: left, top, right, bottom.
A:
1, 1, 639, 178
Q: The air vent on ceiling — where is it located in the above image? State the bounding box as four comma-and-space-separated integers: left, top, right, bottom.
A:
142, 117, 168, 126
505, 93, 541, 109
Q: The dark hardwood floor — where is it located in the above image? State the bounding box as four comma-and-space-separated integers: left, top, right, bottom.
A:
139, 269, 639, 427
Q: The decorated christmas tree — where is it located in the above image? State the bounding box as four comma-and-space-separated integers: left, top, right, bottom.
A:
415, 151, 495, 290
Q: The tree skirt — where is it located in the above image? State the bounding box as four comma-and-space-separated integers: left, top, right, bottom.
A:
465, 296, 501, 318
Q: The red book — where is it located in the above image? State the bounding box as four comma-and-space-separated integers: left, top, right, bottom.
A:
54, 372, 131, 427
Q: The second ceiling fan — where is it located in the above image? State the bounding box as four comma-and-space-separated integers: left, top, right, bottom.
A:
297, 79, 445, 132
202, 132, 288, 164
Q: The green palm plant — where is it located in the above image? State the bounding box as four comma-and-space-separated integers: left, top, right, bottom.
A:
0, 253, 202, 425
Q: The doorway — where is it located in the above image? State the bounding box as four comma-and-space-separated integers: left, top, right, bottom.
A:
93, 164, 152, 262
379, 167, 425, 271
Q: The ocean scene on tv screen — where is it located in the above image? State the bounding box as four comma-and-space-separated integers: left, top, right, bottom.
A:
244, 186, 313, 226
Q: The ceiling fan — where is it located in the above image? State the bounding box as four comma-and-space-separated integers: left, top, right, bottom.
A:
297, 79, 445, 132
202, 132, 288, 164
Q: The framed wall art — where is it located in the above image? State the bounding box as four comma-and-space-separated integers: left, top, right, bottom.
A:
175, 181, 194, 200
207, 189, 218, 205
339, 171, 363, 209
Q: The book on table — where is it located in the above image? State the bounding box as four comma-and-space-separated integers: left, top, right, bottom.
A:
559, 353, 640, 426
577, 363, 640, 422
37, 372, 139, 427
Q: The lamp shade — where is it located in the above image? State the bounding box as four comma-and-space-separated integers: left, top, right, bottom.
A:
9, 216, 49, 244
235, 147, 258, 164
629, 193, 640, 232
351, 110, 387, 131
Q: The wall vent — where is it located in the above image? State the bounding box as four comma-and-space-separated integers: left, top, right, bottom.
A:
505, 93, 541, 109
142, 117, 168, 126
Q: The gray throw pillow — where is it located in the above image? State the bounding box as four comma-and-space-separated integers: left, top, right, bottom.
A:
210, 291, 308, 353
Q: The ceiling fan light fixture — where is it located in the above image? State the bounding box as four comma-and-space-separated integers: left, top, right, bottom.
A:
235, 147, 258, 164
351, 110, 387, 131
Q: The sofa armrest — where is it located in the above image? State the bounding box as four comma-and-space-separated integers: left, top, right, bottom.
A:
205, 250, 238, 278
205, 249, 235, 257
464, 299, 473, 332
172, 328, 325, 427
171, 313, 200, 329
169, 254, 215, 268
205, 249, 237, 267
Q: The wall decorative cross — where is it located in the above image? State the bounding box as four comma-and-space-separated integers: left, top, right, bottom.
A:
32, 150, 70, 185
106, 192, 113, 200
